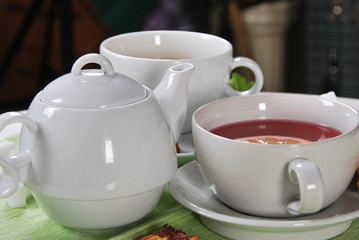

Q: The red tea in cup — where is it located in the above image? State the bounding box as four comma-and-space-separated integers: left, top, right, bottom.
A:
210, 119, 342, 144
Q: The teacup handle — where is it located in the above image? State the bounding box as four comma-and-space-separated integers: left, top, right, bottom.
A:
287, 157, 324, 215
225, 57, 264, 97
0, 112, 37, 198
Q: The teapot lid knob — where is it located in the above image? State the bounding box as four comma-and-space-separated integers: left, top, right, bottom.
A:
40, 53, 147, 109
71, 53, 115, 76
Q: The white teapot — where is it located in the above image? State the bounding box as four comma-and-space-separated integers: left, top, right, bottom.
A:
0, 53, 194, 231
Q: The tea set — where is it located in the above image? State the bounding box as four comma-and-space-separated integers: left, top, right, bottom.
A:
0, 30, 358, 239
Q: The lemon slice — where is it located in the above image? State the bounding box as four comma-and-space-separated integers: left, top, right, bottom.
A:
235, 135, 310, 144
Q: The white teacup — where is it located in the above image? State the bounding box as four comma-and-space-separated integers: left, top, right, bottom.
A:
192, 93, 359, 217
100, 30, 263, 133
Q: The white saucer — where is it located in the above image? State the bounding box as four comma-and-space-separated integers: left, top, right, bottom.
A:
169, 161, 359, 240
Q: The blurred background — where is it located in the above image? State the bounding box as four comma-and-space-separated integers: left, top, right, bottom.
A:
0, 0, 358, 113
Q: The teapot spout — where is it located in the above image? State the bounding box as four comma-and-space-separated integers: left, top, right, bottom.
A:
154, 63, 194, 142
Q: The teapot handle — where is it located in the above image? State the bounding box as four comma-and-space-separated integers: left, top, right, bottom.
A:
71, 53, 115, 76
0, 112, 37, 198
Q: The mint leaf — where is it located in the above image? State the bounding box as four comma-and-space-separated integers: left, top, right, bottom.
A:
229, 72, 254, 91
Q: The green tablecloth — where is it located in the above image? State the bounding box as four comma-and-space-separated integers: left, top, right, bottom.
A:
0, 158, 359, 240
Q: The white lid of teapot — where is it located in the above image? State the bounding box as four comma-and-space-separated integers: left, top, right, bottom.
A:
40, 53, 147, 109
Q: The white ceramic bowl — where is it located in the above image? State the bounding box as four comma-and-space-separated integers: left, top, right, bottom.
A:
192, 93, 359, 217
100, 30, 263, 133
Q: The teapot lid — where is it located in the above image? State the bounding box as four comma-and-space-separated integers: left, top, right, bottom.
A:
40, 53, 147, 109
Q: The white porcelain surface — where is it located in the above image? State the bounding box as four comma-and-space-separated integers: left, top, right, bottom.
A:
41, 54, 147, 109
0, 53, 194, 230
20, 92, 176, 199
169, 161, 359, 240
192, 93, 359, 217
32, 185, 164, 231
100, 30, 264, 133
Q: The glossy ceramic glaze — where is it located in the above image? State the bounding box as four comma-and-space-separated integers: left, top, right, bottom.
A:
100, 30, 263, 133
0, 53, 194, 230
32, 186, 164, 231
20, 90, 176, 199
169, 161, 359, 240
192, 93, 359, 217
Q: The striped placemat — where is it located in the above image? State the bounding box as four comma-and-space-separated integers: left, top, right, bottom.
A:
1, 184, 359, 239
0, 184, 226, 239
